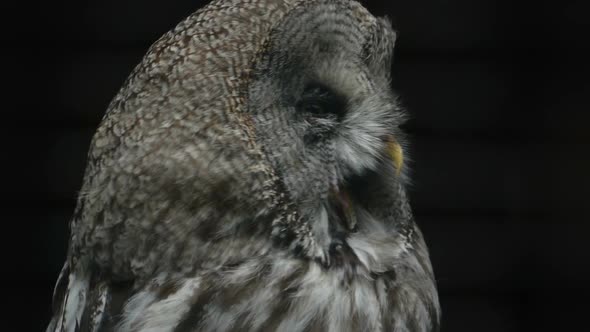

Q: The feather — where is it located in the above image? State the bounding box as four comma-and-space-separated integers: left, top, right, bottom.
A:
47, 0, 440, 331
48, 268, 89, 332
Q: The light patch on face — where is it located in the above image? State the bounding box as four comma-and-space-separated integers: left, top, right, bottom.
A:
313, 56, 368, 100
336, 94, 396, 176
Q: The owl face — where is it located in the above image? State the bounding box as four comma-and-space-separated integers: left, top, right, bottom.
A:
249, 2, 404, 212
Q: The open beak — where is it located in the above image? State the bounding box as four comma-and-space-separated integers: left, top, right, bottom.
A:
330, 136, 404, 232
387, 136, 404, 176
330, 184, 357, 232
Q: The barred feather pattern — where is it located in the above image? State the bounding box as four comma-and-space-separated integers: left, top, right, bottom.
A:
47, 0, 440, 331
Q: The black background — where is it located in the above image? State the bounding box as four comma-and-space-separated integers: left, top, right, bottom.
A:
4, 0, 590, 331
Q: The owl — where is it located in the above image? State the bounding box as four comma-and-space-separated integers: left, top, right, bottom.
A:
47, 0, 440, 331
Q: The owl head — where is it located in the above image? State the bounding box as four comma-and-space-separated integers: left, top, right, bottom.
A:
246, 1, 407, 255
77, 0, 409, 274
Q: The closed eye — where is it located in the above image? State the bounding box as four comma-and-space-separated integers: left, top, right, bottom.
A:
297, 83, 346, 120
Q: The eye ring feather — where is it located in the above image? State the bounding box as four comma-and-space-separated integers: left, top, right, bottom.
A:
297, 83, 347, 119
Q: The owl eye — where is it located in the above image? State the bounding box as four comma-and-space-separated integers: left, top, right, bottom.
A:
297, 83, 346, 119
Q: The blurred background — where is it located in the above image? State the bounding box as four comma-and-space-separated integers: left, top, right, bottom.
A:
3, 0, 589, 330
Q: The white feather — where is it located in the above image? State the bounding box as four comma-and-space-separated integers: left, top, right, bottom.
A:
61, 271, 89, 332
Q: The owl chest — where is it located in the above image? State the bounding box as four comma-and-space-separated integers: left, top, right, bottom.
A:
137, 257, 400, 332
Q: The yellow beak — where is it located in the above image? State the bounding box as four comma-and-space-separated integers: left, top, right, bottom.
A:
387, 137, 404, 176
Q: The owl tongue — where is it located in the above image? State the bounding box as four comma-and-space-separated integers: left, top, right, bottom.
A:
332, 187, 357, 232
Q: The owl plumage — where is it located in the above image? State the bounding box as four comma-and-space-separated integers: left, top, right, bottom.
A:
47, 0, 440, 331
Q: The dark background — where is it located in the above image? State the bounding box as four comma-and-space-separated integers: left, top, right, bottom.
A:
4, 0, 589, 331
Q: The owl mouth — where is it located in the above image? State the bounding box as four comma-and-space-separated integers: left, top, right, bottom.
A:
329, 136, 403, 233
330, 186, 358, 232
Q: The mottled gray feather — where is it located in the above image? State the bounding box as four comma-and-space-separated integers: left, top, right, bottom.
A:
47, 0, 440, 331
